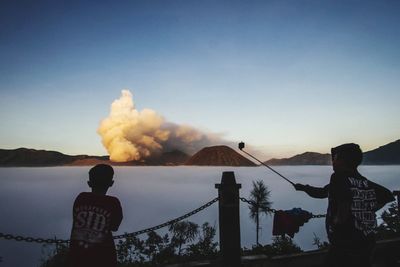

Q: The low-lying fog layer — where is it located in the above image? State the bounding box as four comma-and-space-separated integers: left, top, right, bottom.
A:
1, 166, 399, 266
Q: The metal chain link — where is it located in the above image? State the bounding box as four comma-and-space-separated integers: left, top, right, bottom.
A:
311, 214, 327, 218
239, 197, 277, 213
113, 197, 219, 239
239, 197, 326, 218
0, 232, 69, 244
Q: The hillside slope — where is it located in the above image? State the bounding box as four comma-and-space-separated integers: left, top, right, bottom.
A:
363, 139, 400, 164
266, 152, 331, 165
264, 139, 400, 165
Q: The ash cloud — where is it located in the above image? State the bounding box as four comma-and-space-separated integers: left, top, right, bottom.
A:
98, 90, 226, 162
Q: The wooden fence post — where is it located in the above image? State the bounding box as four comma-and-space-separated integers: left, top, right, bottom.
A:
215, 171, 242, 267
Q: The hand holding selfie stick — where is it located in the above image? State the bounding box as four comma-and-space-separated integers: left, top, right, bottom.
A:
238, 142, 295, 186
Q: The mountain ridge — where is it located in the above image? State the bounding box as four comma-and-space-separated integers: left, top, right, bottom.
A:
265, 140, 400, 165
266, 152, 331, 165
0, 148, 190, 167
1, 139, 399, 167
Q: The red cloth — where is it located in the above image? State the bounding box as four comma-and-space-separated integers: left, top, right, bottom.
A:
272, 209, 312, 238
69, 192, 123, 267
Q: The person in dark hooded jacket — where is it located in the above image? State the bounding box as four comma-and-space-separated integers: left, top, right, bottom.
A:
294, 143, 394, 267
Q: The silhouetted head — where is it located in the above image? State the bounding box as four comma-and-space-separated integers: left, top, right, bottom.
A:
331, 143, 363, 172
88, 164, 114, 192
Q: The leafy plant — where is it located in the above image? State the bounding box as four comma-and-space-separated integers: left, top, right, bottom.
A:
40, 242, 69, 267
169, 221, 199, 256
116, 235, 146, 264
312, 233, 329, 250
271, 235, 302, 255
242, 235, 302, 256
117, 221, 215, 266
186, 222, 218, 260
376, 202, 400, 239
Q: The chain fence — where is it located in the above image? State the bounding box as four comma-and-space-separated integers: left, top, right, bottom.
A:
239, 197, 326, 218
0, 197, 219, 244
1, 185, 397, 252
113, 197, 219, 239
0, 233, 68, 244
0, 195, 330, 245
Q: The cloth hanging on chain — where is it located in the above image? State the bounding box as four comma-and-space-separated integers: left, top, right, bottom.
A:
272, 208, 313, 238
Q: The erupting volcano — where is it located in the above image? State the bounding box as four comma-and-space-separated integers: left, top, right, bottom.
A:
97, 90, 228, 162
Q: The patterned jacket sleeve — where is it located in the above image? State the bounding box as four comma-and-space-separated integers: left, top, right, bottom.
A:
302, 184, 329, 199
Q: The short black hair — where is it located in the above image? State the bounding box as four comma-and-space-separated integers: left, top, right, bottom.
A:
89, 164, 114, 187
331, 143, 363, 168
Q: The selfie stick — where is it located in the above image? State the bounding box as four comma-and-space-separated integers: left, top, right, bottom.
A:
238, 142, 294, 186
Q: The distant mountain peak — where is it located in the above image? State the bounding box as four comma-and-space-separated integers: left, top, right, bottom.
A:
265, 139, 400, 165
363, 139, 400, 164
266, 152, 331, 166
185, 145, 256, 166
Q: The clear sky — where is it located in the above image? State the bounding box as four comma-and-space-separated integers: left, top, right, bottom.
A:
1, 0, 399, 159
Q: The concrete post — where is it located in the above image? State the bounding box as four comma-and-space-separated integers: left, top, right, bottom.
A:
215, 171, 242, 267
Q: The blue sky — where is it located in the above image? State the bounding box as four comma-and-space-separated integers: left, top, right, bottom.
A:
1, 0, 399, 159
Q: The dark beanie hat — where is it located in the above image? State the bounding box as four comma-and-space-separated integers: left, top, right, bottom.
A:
331, 143, 363, 167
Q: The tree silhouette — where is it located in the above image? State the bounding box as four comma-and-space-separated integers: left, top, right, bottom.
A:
248, 180, 273, 246
169, 221, 199, 256
376, 202, 400, 239
187, 222, 218, 260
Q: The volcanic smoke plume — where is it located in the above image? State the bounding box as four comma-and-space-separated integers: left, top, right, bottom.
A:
98, 90, 223, 162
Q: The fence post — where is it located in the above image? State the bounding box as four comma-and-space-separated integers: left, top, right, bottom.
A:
215, 171, 242, 267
